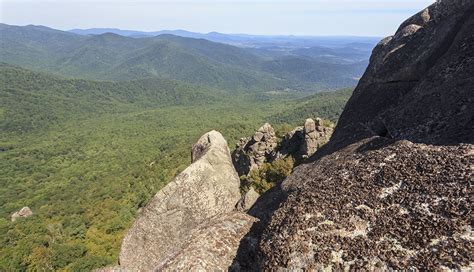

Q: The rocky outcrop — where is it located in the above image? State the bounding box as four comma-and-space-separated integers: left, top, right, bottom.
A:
275, 126, 304, 159
11, 206, 33, 222
236, 187, 260, 212
234, 120, 333, 176
255, 0, 474, 270
118, 130, 241, 271
277, 118, 333, 161
232, 123, 278, 176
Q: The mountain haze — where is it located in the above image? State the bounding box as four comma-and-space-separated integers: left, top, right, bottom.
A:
68, 27, 380, 49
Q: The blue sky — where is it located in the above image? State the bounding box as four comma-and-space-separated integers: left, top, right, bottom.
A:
0, 0, 435, 36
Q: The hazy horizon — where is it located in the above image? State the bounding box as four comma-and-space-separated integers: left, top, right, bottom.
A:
1, 0, 435, 37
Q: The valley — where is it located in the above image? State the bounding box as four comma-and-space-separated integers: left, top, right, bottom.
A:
0, 57, 353, 269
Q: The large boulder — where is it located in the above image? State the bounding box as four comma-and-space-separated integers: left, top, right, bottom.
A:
118, 130, 241, 271
11, 206, 33, 222
276, 118, 333, 161
300, 118, 333, 159
275, 126, 304, 159
256, 1, 474, 270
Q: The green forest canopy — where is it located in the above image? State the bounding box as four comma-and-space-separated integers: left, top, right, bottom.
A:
0, 64, 353, 270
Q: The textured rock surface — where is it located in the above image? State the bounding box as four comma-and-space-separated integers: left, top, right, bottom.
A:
255, 1, 474, 270
236, 187, 260, 212
259, 139, 473, 270
300, 118, 333, 159
276, 119, 333, 161
232, 123, 278, 176
155, 212, 257, 271
11, 206, 33, 222
119, 130, 241, 271
234, 120, 333, 176
327, 0, 474, 151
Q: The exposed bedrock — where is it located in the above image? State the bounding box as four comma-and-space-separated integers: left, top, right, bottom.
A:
255, 0, 474, 270
118, 130, 242, 271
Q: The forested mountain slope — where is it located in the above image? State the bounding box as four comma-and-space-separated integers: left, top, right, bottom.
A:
0, 65, 353, 270
1, 24, 368, 92
0, 63, 220, 133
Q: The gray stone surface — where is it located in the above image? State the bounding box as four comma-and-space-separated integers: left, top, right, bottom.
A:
236, 187, 260, 212
327, 0, 474, 150
232, 123, 278, 176
300, 118, 333, 159
275, 126, 304, 159
255, 1, 474, 270
118, 130, 241, 271
260, 139, 473, 270
155, 212, 257, 271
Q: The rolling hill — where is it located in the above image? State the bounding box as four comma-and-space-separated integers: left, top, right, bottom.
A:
0, 63, 222, 133
1, 23, 372, 92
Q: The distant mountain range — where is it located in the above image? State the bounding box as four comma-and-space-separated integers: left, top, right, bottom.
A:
1, 23, 379, 92
68, 27, 381, 49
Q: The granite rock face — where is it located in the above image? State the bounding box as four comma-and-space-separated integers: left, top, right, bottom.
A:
234, 120, 333, 177
327, 0, 474, 151
259, 139, 473, 270
300, 118, 333, 159
256, 1, 474, 270
118, 130, 241, 271
11, 206, 33, 222
236, 187, 260, 212
232, 123, 278, 176
155, 212, 257, 271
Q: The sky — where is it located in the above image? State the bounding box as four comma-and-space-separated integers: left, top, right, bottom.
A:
0, 0, 436, 36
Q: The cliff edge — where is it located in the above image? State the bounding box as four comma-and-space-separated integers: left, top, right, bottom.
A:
110, 1, 473, 270
256, 0, 474, 270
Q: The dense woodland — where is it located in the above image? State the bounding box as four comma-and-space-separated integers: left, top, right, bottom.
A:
0, 24, 362, 270
0, 64, 353, 270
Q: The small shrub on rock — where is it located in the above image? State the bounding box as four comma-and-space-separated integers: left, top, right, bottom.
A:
241, 157, 294, 194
